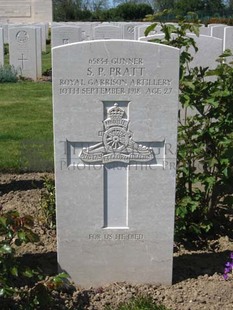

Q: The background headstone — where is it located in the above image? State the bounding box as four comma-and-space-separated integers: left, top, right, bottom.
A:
53, 40, 179, 287
187, 34, 223, 69
212, 25, 226, 39
93, 25, 122, 39
52, 26, 82, 48
9, 26, 41, 80
224, 26, 233, 51
122, 23, 137, 40
0, 27, 4, 66
199, 26, 211, 36
34, 23, 47, 52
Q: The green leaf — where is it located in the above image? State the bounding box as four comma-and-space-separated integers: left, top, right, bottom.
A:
18, 230, 26, 241
0, 244, 12, 254
0, 217, 7, 228
144, 23, 157, 37
205, 98, 219, 107
11, 266, 18, 277
23, 268, 34, 278
53, 272, 68, 282
219, 49, 232, 58
23, 229, 40, 243
222, 167, 228, 177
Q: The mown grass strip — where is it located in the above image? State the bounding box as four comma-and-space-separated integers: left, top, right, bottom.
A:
0, 81, 53, 172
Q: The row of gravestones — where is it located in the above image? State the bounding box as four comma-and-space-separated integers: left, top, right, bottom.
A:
54, 32, 232, 288
1, 22, 233, 80
1, 21, 231, 287
52, 23, 232, 288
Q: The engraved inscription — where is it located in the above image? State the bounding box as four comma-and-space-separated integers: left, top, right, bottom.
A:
88, 233, 144, 240
0, 5, 31, 17
80, 103, 154, 164
58, 57, 174, 96
127, 26, 134, 33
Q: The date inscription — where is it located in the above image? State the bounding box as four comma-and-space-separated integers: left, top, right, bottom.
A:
58, 57, 174, 96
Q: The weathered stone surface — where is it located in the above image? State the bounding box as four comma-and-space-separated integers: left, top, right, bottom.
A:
0, 0, 52, 23
9, 26, 42, 80
53, 40, 179, 287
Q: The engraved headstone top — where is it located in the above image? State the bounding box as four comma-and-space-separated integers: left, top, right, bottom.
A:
53, 40, 179, 287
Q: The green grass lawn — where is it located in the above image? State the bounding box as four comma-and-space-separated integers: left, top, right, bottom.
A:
0, 43, 53, 172
42, 43, 52, 74
0, 81, 53, 172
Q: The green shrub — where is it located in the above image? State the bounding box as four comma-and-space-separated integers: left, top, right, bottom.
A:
145, 12, 233, 240
0, 205, 69, 309
4, 44, 9, 55
0, 207, 40, 299
0, 65, 18, 83
39, 177, 56, 229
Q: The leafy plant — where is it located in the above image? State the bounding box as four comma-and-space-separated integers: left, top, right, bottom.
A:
145, 11, 233, 240
0, 65, 18, 83
0, 203, 70, 309
106, 295, 170, 310
40, 177, 56, 229
4, 44, 9, 55
0, 205, 40, 299
19, 273, 69, 309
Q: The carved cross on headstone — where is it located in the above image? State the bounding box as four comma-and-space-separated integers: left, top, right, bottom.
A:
66, 101, 165, 229
18, 53, 28, 70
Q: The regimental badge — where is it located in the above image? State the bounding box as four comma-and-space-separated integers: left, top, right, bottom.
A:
80, 103, 154, 164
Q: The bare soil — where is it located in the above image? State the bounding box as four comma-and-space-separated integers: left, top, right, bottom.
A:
0, 173, 233, 310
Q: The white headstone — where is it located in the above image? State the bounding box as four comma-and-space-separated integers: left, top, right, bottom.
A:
212, 25, 226, 39
9, 26, 41, 80
0, 23, 8, 43
34, 26, 42, 77
187, 34, 223, 69
223, 26, 233, 51
34, 23, 47, 52
94, 25, 122, 40
139, 34, 165, 41
199, 26, 211, 36
122, 24, 137, 40
53, 40, 179, 287
52, 26, 82, 48
0, 27, 4, 66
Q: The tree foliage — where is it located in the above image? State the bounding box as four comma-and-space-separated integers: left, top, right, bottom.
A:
53, 0, 153, 21
174, 0, 225, 16
146, 12, 233, 240
114, 2, 153, 20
